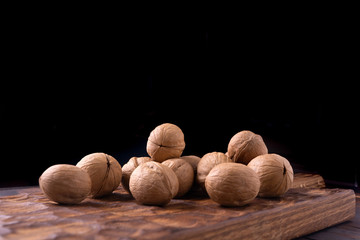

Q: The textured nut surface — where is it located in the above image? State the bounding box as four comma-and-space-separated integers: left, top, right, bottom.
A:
129, 161, 179, 206
205, 163, 260, 207
121, 156, 151, 193
196, 152, 233, 189
76, 153, 122, 198
146, 123, 185, 162
39, 164, 91, 204
162, 158, 194, 197
227, 130, 268, 164
180, 155, 201, 173
248, 153, 294, 197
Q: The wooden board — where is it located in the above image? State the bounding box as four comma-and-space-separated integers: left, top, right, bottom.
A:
0, 173, 355, 240
291, 173, 325, 189
297, 194, 360, 240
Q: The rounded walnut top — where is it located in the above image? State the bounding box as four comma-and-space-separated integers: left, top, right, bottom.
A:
146, 123, 185, 162
227, 130, 268, 164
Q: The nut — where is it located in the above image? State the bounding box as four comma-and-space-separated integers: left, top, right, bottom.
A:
180, 155, 202, 193
76, 153, 122, 198
121, 156, 151, 193
39, 164, 91, 204
162, 158, 194, 197
180, 155, 201, 174
248, 153, 294, 197
146, 123, 185, 162
227, 130, 268, 164
196, 152, 233, 190
205, 162, 260, 207
129, 161, 179, 206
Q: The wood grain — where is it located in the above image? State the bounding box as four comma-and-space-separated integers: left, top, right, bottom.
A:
291, 173, 325, 189
0, 174, 355, 240
295, 194, 360, 240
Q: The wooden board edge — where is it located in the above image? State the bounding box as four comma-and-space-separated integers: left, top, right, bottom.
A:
170, 189, 356, 240
292, 173, 326, 189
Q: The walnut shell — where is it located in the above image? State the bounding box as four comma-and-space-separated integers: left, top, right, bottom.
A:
180, 155, 201, 174
76, 153, 122, 198
146, 123, 185, 162
196, 152, 233, 190
180, 155, 202, 193
39, 164, 91, 204
205, 163, 260, 207
227, 130, 268, 164
129, 161, 179, 206
248, 153, 294, 197
121, 156, 151, 193
162, 158, 194, 197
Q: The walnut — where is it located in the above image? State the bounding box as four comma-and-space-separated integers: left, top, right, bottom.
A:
205, 162, 260, 207
180, 155, 202, 193
39, 164, 91, 204
129, 161, 179, 206
121, 156, 151, 193
76, 153, 122, 198
248, 153, 294, 197
180, 155, 201, 174
196, 152, 233, 190
146, 123, 185, 162
162, 158, 194, 197
227, 130, 268, 164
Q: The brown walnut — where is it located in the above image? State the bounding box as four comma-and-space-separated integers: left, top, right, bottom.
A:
248, 153, 294, 197
146, 123, 185, 162
121, 156, 151, 193
162, 158, 194, 197
180, 155, 201, 174
180, 155, 202, 193
227, 130, 268, 164
129, 161, 179, 206
196, 152, 233, 190
76, 153, 122, 198
39, 164, 91, 204
205, 162, 260, 207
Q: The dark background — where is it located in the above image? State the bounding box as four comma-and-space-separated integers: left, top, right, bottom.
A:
1, 8, 358, 189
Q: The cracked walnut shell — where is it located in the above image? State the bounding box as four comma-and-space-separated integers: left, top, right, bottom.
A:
146, 123, 185, 162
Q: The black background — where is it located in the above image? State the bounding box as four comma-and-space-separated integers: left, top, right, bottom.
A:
1, 7, 358, 188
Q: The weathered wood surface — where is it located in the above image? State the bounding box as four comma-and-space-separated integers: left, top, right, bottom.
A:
291, 173, 325, 189
296, 194, 360, 240
0, 173, 355, 240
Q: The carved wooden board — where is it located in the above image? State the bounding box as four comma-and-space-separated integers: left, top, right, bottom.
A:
0, 173, 356, 240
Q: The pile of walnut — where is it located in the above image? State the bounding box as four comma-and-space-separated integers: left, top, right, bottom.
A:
39, 123, 294, 207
